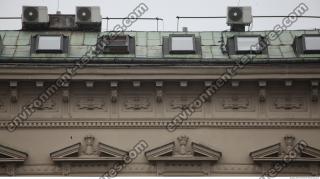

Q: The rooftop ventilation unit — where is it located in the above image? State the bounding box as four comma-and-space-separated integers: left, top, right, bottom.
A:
76, 6, 102, 31
227, 6, 252, 32
48, 14, 77, 30
22, 6, 49, 30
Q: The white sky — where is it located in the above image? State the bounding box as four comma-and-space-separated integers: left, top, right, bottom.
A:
0, 0, 320, 31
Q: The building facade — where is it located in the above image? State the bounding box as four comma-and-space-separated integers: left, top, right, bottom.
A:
0, 7, 320, 176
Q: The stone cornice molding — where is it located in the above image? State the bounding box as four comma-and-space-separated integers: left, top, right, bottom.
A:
1, 120, 320, 129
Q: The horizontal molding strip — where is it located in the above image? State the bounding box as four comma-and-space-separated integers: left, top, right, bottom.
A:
1, 120, 320, 129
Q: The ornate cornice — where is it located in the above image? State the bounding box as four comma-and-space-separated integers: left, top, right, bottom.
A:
1, 64, 320, 80
1, 120, 320, 129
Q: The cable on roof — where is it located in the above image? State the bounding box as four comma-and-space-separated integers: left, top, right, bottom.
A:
176, 16, 320, 19
175, 16, 320, 31
237, 0, 241, 6
103, 17, 164, 31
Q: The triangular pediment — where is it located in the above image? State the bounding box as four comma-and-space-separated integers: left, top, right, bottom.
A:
250, 136, 320, 162
97, 142, 128, 159
50, 143, 81, 160
145, 136, 221, 162
250, 143, 281, 159
0, 144, 28, 163
191, 142, 222, 160
145, 142, 175, 160
300, 145, 320, 159
50, 136, 128, 162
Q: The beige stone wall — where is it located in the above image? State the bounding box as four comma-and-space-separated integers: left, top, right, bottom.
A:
0, 129, 319, 175
0, 65, 320, 176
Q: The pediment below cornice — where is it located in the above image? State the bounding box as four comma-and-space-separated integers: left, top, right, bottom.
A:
50, 135, 128, 162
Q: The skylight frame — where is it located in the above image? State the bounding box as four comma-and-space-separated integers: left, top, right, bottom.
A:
102, 35, 131, 54
234, 35, 263, 54
169, 34, 196, 54
35, 35, 64, 53
301, 34, 320, 54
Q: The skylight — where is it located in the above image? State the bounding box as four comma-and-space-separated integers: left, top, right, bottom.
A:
235, 36, 261, 53
171, 37, 194, 51
36, 35, 63, 53
169, 35, 196, 54
303, 36, 320, 53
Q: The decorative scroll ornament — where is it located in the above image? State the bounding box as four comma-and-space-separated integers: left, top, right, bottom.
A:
170, 97, 191, 110
222, 96, 249, 110
34, 99, 56, 110
124, 97, 151, 110
77, 98, 105, 110
274, 96, 303, 110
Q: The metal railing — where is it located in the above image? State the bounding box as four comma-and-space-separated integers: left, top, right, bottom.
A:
0, 17, 164, 31
176, 15, 320, 31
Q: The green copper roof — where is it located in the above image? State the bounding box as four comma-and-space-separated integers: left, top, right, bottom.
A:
0, 30, 320, 63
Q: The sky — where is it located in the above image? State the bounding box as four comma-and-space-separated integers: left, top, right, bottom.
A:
0, 0, 320, 31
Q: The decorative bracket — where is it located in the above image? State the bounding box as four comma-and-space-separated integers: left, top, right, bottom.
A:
231, 80, 239, 87
311, 80, 319, 102
110, 81, 118, 103
204, 81, 212, 87
285, 80, 293, 87
62, 82, 69, 103
180, 81, 188, 87
35, 81, 44, 88
5, 163, 16, 176
9, 81, 18, 103
310, 163, 319, 176
204, 81, 212, 102
85, 81, 94, 88
133, 81, 141, 88
61, 162, 71, 176
156, 81, 163, 103
258, 81, 267, 102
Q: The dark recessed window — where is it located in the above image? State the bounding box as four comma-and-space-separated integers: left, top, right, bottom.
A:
32, 35, 68, 53
99, 35, 135, 54
293, 34, 320, 54
227, 35, 266, 55
169, 34, 196, 54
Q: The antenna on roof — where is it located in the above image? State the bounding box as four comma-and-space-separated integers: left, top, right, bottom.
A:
237, 0, 241, 6
56, 0, 60, 14
182, 27, 188, 32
